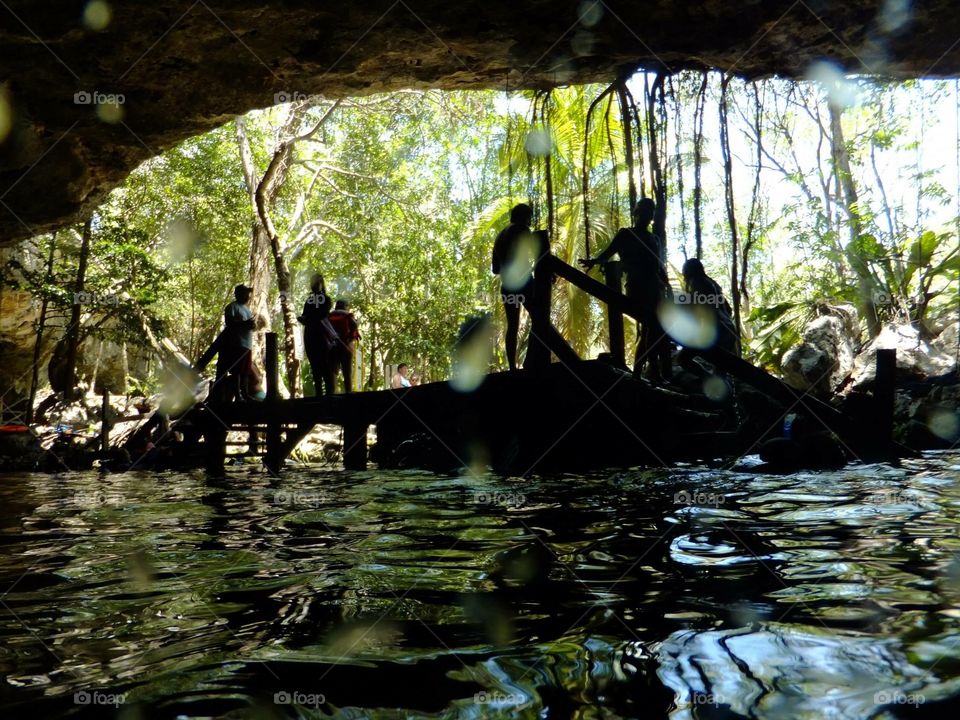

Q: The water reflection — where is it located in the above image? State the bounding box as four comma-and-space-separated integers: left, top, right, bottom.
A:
0, 454, 958, 717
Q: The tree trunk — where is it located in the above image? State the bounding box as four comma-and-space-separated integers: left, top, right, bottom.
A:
583, 83, 616, 258
249, 101, 342, 396
828, 101, 880, 337
693, 72, 708, 259
235, 117, 275, 365
27, 231, 58, 422
63, 219, 92, 401
719, 77, 742, 351
741, 81, 764, 324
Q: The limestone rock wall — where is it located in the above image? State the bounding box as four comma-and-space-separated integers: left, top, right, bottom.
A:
3, 0, 960, 242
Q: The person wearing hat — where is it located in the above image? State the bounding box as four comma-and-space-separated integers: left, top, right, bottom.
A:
580, 198, 673, 382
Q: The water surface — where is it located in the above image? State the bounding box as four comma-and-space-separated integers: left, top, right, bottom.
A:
2, 453, 960, 718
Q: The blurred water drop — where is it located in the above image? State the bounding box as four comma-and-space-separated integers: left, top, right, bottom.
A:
879, 0, 911, 34
703, 374, 729, 402
165, 218, 201, 262
127, 547, 155, 590
83, 0, 112, 31
578, 0, 604, 28
159, 362, 203, 416
927, 409, 960, 442
325, 620, 401, 656
0, 88, 11, 144
96, 99, 124, 124
658, 301, 717, 350
571, 30, 594, 57
450, 315, 493, 393
524, 127, 553, 157
806, 60, 859, 109
462, 593, 514, 645
501, 231, 539, 291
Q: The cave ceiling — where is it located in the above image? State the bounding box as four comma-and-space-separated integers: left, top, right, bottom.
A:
1, 0, 958, 244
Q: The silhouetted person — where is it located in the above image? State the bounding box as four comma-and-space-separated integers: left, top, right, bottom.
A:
681, 258, 739, 356
297, 273, 335, 396
328, 299, 360, 393
217, 284, 256, 400
391, 363, 412, 388
580, 198, 673, 381
492, 203, 550, 371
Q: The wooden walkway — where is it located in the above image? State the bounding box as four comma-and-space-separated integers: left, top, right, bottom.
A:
192, 254, 898, 475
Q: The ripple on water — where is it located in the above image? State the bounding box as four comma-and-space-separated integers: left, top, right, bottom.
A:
0, 452, 959, 717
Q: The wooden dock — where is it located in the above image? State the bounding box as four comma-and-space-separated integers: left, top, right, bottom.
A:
187, 254, 898, 476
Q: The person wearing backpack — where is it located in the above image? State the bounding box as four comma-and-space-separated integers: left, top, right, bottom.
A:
327, 299, 361, 393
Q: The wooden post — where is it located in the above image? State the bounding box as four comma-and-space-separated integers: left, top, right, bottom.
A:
603, 261, 625, 367
875, 348, 896, 449
100, 389, 110, 455
202, 411, 227, 477
343, 424, 368, 470
265, 332, 279, 401
527, 252, 553, 369
264, 332, 282, 474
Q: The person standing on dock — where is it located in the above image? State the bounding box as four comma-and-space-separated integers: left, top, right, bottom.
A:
579, 198, 673, 382
298, 273, 336, 396
328, 299, 361, 392
492, 203, 550, 371
219, 284, 256, 400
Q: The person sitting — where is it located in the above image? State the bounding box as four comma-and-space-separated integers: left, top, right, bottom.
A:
580, 198, 673, 382
327, 299, 361, 393
391, 363, 412, 389
297, 273, 335, 396
681, 258, 739, 356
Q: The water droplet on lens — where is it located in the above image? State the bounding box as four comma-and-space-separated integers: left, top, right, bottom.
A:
658, 301, 717, 350
524, 128, 553, 157
806, 60, 859, 109
703, 375, 729, 402
96, 100, 124, 124
927, 409, 959, 441
578, 0, 604, 28
571, 30, 594, 57
83, 0, 112, 31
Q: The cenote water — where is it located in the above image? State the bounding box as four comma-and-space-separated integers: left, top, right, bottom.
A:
3, 452, 960, 719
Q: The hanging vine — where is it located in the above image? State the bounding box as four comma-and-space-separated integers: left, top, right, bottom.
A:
604, 93, 621, 229
616, 77, 638, 213
645, 70, 669, 258
582, 82, 617, 258
541, 90, 556, 242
